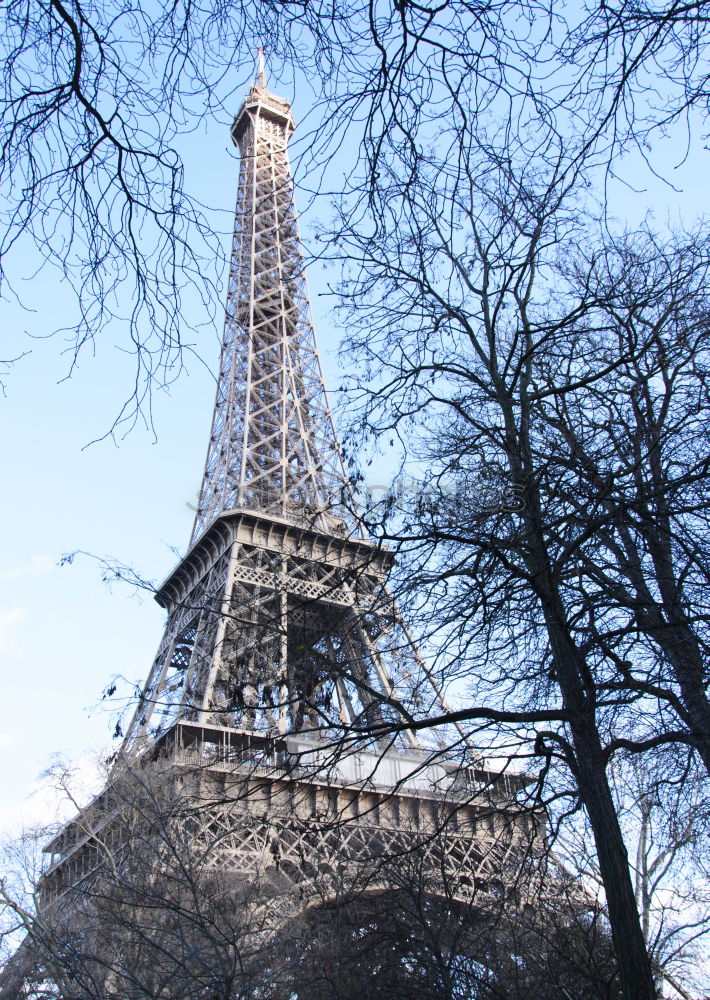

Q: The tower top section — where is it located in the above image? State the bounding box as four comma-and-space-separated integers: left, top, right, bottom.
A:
190, 64, 356, 546
231, 54, 295, 150
118, 69, 467, 756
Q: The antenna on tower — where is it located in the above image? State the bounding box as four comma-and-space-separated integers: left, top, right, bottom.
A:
256, 46, 266, 89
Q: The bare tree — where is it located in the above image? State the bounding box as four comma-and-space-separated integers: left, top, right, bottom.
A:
558, 750, 710, 999
531, 229, 710, 772
0, 0, 549, 424
1, 751, 626, 1000
3, 0, 708, 424
326, 126, 710, 996
261, 857, 624, 1000
565, 0, 710, 159
0, 758, 270, 999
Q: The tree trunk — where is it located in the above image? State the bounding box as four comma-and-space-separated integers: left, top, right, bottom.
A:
533, 558, 658, 1000
571, 711, 658, 1000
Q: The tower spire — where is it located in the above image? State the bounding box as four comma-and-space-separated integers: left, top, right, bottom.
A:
256, 45, 266, 89
190, 72, 353, 546
119, 75, 455, 753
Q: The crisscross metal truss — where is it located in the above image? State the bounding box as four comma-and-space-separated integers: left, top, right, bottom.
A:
124, 513, 439, 746
191, 82, 353, 544
40, 759, 530, 914
121, 77, 464, 758
180, 785, 517, 917
34, 755, 537, 999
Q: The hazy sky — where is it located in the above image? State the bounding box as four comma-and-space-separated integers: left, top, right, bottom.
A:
0, 66, 349, 832
1, 61, 708, 837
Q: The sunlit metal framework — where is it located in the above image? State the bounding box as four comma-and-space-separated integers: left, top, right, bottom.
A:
120, 69, 458, 749
41, 722, 533, 909
191, 73, 351, 544
30, 725, 535, 999
5, 64, 540, 1000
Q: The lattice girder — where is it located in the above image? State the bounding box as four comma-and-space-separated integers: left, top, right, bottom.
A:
116, 73, 469, 757
121, 510, 428, 748
191, 78, 353, 543
40, 735, 533, 910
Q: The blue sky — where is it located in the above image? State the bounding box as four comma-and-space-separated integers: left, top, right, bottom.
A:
1, 61, 708, 836
0, 69, 352, 831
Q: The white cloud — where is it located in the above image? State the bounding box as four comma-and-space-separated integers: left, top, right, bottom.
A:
0, 555, 55, 580
0, 607, 26, 647
0, 750, 107, 836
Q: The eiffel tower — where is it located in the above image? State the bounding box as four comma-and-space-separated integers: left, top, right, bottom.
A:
120, 60, 431, 752
6, 56, 534, 1000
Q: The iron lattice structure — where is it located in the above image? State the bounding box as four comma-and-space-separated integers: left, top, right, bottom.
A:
0, 62, 539, 1000
30, 722, 534, 1000
190, 68, 355, 545
119, 67, 455, 748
